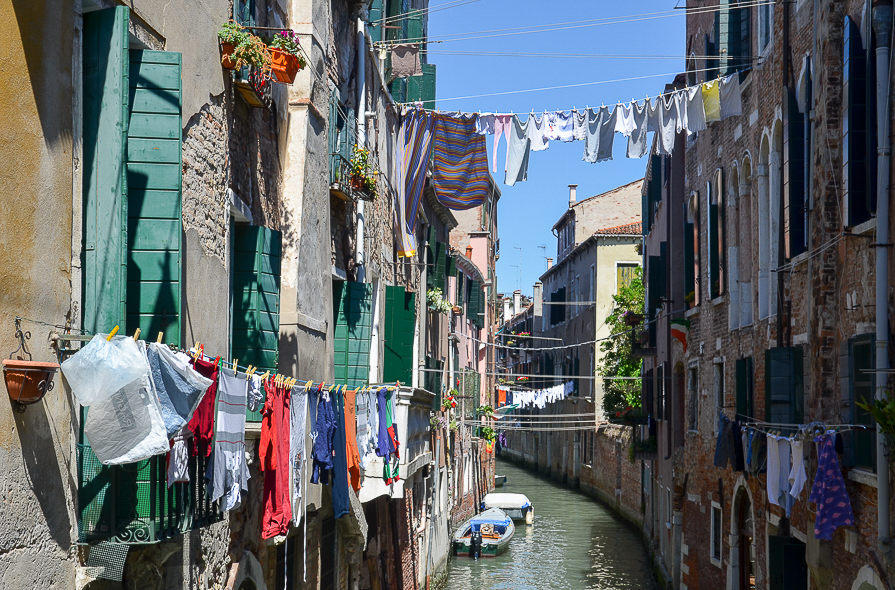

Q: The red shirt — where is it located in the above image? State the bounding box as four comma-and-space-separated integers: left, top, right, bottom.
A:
188, 357, 219, 457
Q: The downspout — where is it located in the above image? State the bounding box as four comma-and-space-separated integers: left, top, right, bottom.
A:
355, 17, 367, 283
872, 0, 893, 546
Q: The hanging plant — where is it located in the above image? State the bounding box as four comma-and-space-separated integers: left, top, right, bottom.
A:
229, 29, 272, 76
268, 30, 306, 84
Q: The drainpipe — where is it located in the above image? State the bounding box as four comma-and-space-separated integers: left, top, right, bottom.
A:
872, 0, 893, 546
355, 17, 367, 283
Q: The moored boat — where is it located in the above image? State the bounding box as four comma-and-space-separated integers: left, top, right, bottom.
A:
452, 508, 515, 558
483, 492, 534, 524
494, 474, 507, 487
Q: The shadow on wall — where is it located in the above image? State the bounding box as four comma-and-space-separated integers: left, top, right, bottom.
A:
11, 396, 73, 552
10, 0, 74, 148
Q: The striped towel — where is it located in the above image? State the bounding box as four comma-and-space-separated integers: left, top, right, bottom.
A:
397, 109, 435, 257
205, 371, 250, 510
432, 113, 491, 210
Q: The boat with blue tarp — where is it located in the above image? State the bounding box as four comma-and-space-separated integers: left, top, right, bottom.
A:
452, 508, 515, 558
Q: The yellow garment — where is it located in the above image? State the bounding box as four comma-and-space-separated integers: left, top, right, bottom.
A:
702, 80, 721, 123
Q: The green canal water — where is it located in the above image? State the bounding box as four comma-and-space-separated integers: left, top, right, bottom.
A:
444, 459, 655, 590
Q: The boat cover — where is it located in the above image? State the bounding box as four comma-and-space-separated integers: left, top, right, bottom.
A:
484, 493, 531, 510
469, 508, 512, 533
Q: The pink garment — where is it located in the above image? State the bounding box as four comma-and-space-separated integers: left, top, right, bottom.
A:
492, 114, 513, 173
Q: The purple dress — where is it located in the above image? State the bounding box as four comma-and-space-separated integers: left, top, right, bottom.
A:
808, 434, 854, 540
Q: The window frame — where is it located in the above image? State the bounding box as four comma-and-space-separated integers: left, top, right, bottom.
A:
713, 359, 725, 433
687, 365, 700, 432
711, 501, 723, 567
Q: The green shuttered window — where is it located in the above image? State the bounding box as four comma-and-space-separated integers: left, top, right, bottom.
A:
333, 281, 374, 388
764, 347, 804, 425
384, 285, 416, 384
735, 357, 753, 420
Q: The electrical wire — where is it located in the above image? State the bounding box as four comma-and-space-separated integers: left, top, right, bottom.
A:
379, 0, 482, 26
428, 50, 764, 62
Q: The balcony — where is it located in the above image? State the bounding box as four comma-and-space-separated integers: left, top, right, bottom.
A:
329, 154, 375, 202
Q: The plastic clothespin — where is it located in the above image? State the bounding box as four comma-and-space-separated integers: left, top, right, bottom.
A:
261, 370, 270, 383
232, 359, 238, 377
133, 328, 141, 341
214, 356, 221, 369
245, 365, 253, 381
107, 325, 120, 341
157, 332, 163, 344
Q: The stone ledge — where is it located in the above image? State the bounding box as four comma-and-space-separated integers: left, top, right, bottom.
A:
848, 468, 878, 489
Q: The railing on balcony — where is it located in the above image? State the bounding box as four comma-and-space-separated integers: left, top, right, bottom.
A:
77, 440, 222, 544
329, 154, 375, 202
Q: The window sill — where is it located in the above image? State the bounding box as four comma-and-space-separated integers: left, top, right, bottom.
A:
685, 307, 700, 319
710, 557, 722, 569
711, 296, 725, 307
848, 468, 878, 488
849, 218, 877, 236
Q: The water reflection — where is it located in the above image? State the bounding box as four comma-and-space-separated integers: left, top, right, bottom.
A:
445, 460, 655, 589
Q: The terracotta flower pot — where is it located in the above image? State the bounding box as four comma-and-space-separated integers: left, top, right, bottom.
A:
270, 48, 300, 84
452, 306, 462, 314
220, 42, 237, 70
350, 175, 365, 191
2, 359, 59, 412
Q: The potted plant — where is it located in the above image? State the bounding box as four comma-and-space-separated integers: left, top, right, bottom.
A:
623, 310, 644, 326
230, 30, 272, 76
268, 30, 306, 84
217, 21, 247, 70
348, 145, 378, 199
3, 359, 59, 413
426, 287, 452, 315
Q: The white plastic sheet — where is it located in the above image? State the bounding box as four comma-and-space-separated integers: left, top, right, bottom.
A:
61, 335, 149, 406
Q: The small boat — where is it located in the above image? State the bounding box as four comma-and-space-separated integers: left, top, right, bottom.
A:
494, 474, 507, 487
483, 492, 534, 524
452, 508, 515, 558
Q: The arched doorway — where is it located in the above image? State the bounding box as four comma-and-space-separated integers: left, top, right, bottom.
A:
736, 491, 755, 589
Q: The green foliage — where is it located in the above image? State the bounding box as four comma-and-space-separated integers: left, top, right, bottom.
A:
269, 30, 306, 67
856, 397, 895, 438
598, 266, 644, 416
476, 405, 494, 418
218, 21, 247, 45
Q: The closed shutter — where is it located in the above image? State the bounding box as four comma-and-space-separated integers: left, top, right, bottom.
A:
768, 536, 807, 590
735, 357, 753, 419
840, 340, 855, 466
783, 86, 806, 259
233, 226, 282, 420
457, 272, 465, 309
850, 335, 876, 469
434, 242, 446, 292
447, 252, 457, 278
684, 205, 695, 301
368, 0, 384, 43
234, 0, 255, 26
765, 347, 804, 424
126, 50, 183, 344
384, 286, 416, 384
843, 16, 873, 227
82, 6, 130, 335
407, 63, 437, 111
469, 280, 481, 328
333, 282, 374, 388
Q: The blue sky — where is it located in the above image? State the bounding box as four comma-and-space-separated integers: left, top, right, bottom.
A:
427, 0, 685, 296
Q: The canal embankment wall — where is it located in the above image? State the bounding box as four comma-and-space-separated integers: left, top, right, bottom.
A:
501, 422, 642, 529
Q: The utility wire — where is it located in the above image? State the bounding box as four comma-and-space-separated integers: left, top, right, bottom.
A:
428, 50, 765, 61
379, 0, 482, 26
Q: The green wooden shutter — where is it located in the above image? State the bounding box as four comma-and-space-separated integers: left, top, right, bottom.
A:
735, 357, 753, 419
765, 347, 804, 424
384, 286, 416, 384
783, 86, 806, 259
457, 272, 464, 309
235, 0, 256, 26
434, 242, 446, 292
126, 50, 183, 344
469, 280, 482, 328
232, 225, 282, 401
407, 64, 437, 111
850, 335, 876, 469
843, 16, 873, 227
446, 254, 457, 278
82, 6, 130, 335
768, 536, 807, 590
333, 281, 374, 388
368, 0, 384, 43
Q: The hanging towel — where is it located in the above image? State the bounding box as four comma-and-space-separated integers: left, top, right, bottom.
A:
290, 383, 308, 525
583, 106, 617, 163
647, 96, 661, 133
146, 343, 213, 438
311, 389, 336, 484
702, 80, 721, 123
390, 44, 422, 78
719, 74, 743, 119
767, 435, 794, 514
808, 434, 855, 540
492, 114, 512, 173
206, 370, 250, 511
505, 115, 531, 186
526, 112, 550, 151
789, 438, 808, 500
261, 380, 293, 539
655, 94, 679, 156
432, 113, 491, 210
627, 100, 649, 159
396, 109, 435, 257
572, 109, 588, 141
188, 356, 220, 458
331, 388, 351, 519
475, 113, 496, 135
614, 103, 637, 138
685, 85, 708, 135
546, 111, 575, 142
344, 388, 362, 493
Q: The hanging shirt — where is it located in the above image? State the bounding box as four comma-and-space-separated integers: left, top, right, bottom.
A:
808, 434, 855, 540
290, 384, 308, 524
656, 94, 679, 156
572, 109, 588, 141
546, 111, 575, 142
344, 388, 362, 493
261, 380, 293, 539
505, 115, 531, 186
206, 370, 250, 511
492, 114, 513, 173
311, 389, 336, 485
146, 343, 213, 438
702, 80, 722, 123
627, 100, 650, 159
331, 388, 351, 519
583, 106, 617, 163
188, 357, 220, 458
789, 438, 808, 500
767, 435, 794, 514
719, 74, 744, 120
526, 112, 550, 152
376, 387, 395, 459
614, 103, 637, 138
247, 373, 264, 412
476, 113, 496, 136
358, 390, 379, 470
685, 85, 708, 135
167, 436, 190, 487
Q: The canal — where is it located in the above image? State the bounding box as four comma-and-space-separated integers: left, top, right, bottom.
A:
444, 459, 655, 589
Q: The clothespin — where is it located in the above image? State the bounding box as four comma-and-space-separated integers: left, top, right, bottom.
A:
132, 328, 141, 341
245, 365, 254, 381
156, 332, 163, 344
107, 325, 120, 341
261, 370, 270, 383
232, 359, 238, 377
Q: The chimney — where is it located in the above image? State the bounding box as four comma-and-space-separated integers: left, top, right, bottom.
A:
533, 282, 543, 326
513, 290, 522, 318
466, 245, 473, 258
568, 184, 578, 208
546, 257, 553, 270
503, 298, 512, 322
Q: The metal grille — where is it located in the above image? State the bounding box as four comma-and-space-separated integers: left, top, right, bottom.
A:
85, 542, 129, 581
